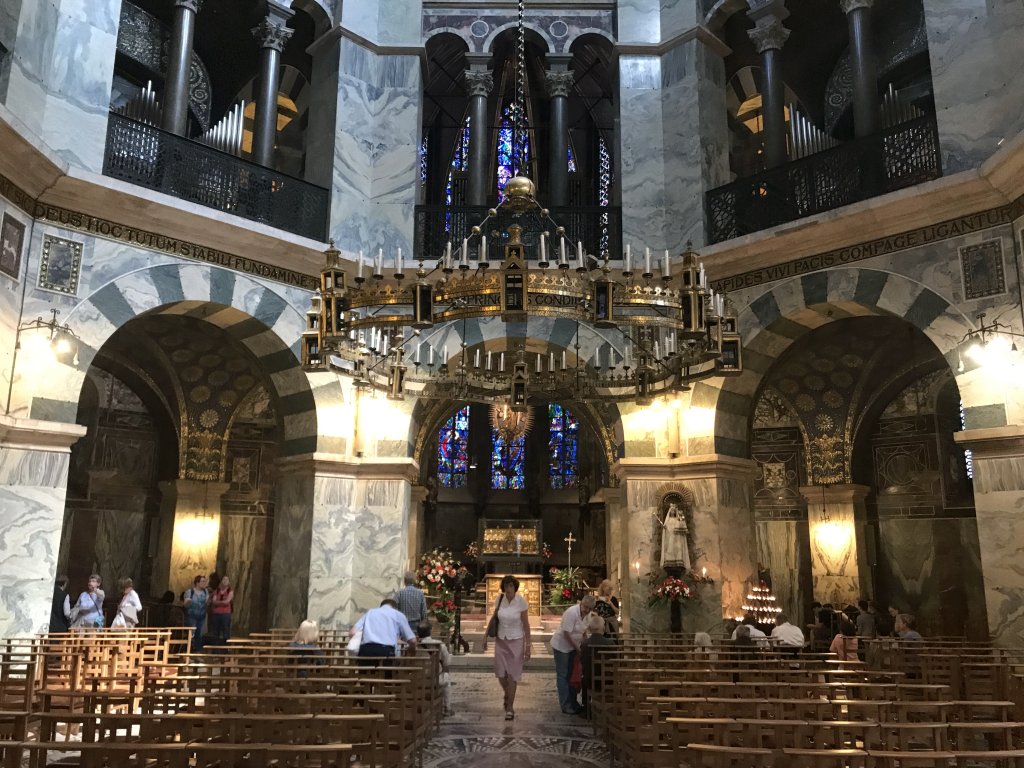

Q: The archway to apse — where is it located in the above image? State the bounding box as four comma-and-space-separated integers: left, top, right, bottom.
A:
61, 300, 317, 635
746, 315, 985, 640
412, 398, 616, 585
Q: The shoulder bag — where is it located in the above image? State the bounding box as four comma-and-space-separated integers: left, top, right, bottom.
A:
485, 594, 504, 638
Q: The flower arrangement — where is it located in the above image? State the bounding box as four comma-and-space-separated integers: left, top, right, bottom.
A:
548, 566, 584, 607
541, 542, 553, 560
418, 547, 460, 596
648, 576, 694, 607
429, 598, 457, 624
464, 541, 480, 561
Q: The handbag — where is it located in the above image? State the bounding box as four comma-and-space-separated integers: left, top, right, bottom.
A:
346, 630, 362, 654
569, 652, 584, 690
485, 595, 504, 638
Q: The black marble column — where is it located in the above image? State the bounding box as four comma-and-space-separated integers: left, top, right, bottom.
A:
251, 5, 294, 168
545, 67, 574, 208
841, 0, 879, 138
161, 0, 202, 135
464, 62, 493, 207
747, 4, 791, 169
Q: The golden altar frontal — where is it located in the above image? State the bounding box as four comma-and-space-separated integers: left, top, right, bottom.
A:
482, 526, 540, 555
484, 574, 543, 616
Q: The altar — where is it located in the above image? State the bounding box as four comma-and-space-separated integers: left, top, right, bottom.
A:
484, 573, 543, 616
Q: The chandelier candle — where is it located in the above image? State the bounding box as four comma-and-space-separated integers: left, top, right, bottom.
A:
624, 243, 632, 273
662, 250, 671, 278
480, 236, 487, 266
357, 249, 364, 279
461, 238, 469, 268
539, 232, 548, 265
375, 248, 383, 276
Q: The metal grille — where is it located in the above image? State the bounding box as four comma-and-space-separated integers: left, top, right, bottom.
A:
414, 204, 622, 263
103, 113, 329, 241
705, 114, 942, 244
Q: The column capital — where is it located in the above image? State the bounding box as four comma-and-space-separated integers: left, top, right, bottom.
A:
544, 70, 575, 98
464, 69, 493, 98
798, 483, 871, 504
748, 17, 791, 53
252, 18, 294, 52
839, 0, 873, 13
173, 0, 203, 12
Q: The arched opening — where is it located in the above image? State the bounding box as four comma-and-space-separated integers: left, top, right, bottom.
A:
61, 311, 292, 634
749, 316, 985, 638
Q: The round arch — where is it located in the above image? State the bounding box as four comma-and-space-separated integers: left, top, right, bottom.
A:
699, 267, 975, 458
482, 23, 554, 55
59, 263, 317, 456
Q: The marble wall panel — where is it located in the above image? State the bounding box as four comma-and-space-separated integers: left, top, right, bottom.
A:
306, 473, 411, 628
4, 0, 120, 171
756, 520, 808, 623
617, 0, 662, 43
876, 517, 987, 639
268, 471, 314, 629
807, 500, 859, 608
925, 0, 1024, 173
218, 514, 268, 635
0, 447, 71, 636
619, 57, 668, 251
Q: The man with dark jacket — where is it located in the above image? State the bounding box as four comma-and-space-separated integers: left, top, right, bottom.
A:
49, 575, 71, 632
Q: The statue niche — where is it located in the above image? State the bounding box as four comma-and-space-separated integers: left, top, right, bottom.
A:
656, 491, 694, 572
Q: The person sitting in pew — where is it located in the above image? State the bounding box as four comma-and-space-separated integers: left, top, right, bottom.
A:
829, 618, 859, 660
770, 612, 805, 650
730, 614, 767, 646
580, 611, 616, 711
289, 620, 325, 677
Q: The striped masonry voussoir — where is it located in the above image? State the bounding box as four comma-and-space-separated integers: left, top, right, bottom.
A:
854, 269, 889, 307
89, 283, 137, 329
150, 265, 186, 306
210, 266, 236, 306
801, 272, 828, 307
749, 290, 782, 328
904, 289, 951, 331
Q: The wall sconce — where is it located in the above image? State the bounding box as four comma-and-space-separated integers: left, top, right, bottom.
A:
959, 312, 1023, 369
5, 308, 81, 414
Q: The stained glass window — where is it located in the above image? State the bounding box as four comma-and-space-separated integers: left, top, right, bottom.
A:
960, 401, 974, 480
438, 406, 470, 487
496, 104, 531, 200
548, 403, 579, 488
567, 144, 577, 173
444, 116, 471, 230
598, 136, 612, 256
491, 425, 526, 490
419, 135, 428, 184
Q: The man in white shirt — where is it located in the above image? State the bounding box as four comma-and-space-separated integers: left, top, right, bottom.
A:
354, 598, 417, 666
770, 612, 805, 649
550, 594, 596, 715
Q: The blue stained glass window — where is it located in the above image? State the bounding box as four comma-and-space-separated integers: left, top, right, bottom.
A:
438, 406, 470, 487
598, 136, 612, 256
491, 427, 526, 490
419, 135, 428, 184
445, 116, 471, 231
567, 144, 577, 173
548, 403, 579, 489
496, 104, 531, 200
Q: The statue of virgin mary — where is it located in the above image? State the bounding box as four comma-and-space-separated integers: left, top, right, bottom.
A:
660, 502, 691, 570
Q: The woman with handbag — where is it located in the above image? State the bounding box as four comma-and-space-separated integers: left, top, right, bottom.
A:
481, 574, 531, 720
110, 577, 142, 629
70, 574, 106, 631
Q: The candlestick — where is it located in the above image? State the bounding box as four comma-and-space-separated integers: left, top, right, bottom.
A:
357, 249, 364, 279
634, 559, 641, 583
414, 344, 421, 364
625, 243, 632, 273
461, 238, 469, 268
559, 236, 567, 265
644, 247, 652, 276
428, 346, 434, 366
549, 351, 555, 371
539, 232, 548, 265
561, 350, 566, 370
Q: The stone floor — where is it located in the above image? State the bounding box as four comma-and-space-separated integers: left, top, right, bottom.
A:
422, 670, 611, 768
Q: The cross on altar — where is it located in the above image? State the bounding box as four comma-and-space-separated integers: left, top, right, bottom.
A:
564, 531, 576, 570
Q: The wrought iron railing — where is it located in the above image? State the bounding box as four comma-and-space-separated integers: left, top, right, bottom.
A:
414, 203, 622, 262
705, 114, 942, 244
103, 113, 329, 241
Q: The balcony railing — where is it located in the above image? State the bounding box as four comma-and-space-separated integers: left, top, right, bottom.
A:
414, 203, 622, 262
705, 114, 942, 244
103, 113, 329, 241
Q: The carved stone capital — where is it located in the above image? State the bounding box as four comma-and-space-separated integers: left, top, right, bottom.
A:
748, 17, 791, 53
839, 0, 873, 13
544, 70, 575, 99
252, 19, 293, 52
173, 0, 203, 13
464, 69, 493, 98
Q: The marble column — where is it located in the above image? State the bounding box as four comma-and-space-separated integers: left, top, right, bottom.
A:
615, 456, 758, 635
747, 5, 791, 169
596, 485, 626, 624
272, 455, 417, 629
408, 484, 428, 572
618, 34, 730, 250
464, 57, 493, 208
954, 426, 1024, 646
161, 0, 203, 136
800, 484, 869, 608
545, 59, 574, 208
151, 480, 230, 600
0, 415, 85, 637
250, 4, 295, 167
840, 0, 879, 138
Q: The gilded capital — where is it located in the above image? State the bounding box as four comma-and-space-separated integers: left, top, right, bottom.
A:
464, 70, 494, 98
748, 17, 791, 53
839, 0, 873, 12
544, 70, 575, 99
252, 19, 294, 52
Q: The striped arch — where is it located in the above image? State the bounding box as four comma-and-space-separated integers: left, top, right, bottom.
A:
65, 263, 317, 456
696, 267, 975, 459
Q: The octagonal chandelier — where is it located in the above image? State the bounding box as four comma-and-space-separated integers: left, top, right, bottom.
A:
301, 176, 743, 408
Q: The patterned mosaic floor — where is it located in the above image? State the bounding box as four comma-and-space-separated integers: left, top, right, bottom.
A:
422, 671, 611, 767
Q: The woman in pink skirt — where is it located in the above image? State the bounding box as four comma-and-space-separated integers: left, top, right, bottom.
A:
481, 574, 531, 720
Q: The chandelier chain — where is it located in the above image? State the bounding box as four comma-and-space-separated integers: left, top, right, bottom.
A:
515, 0, 526, 172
